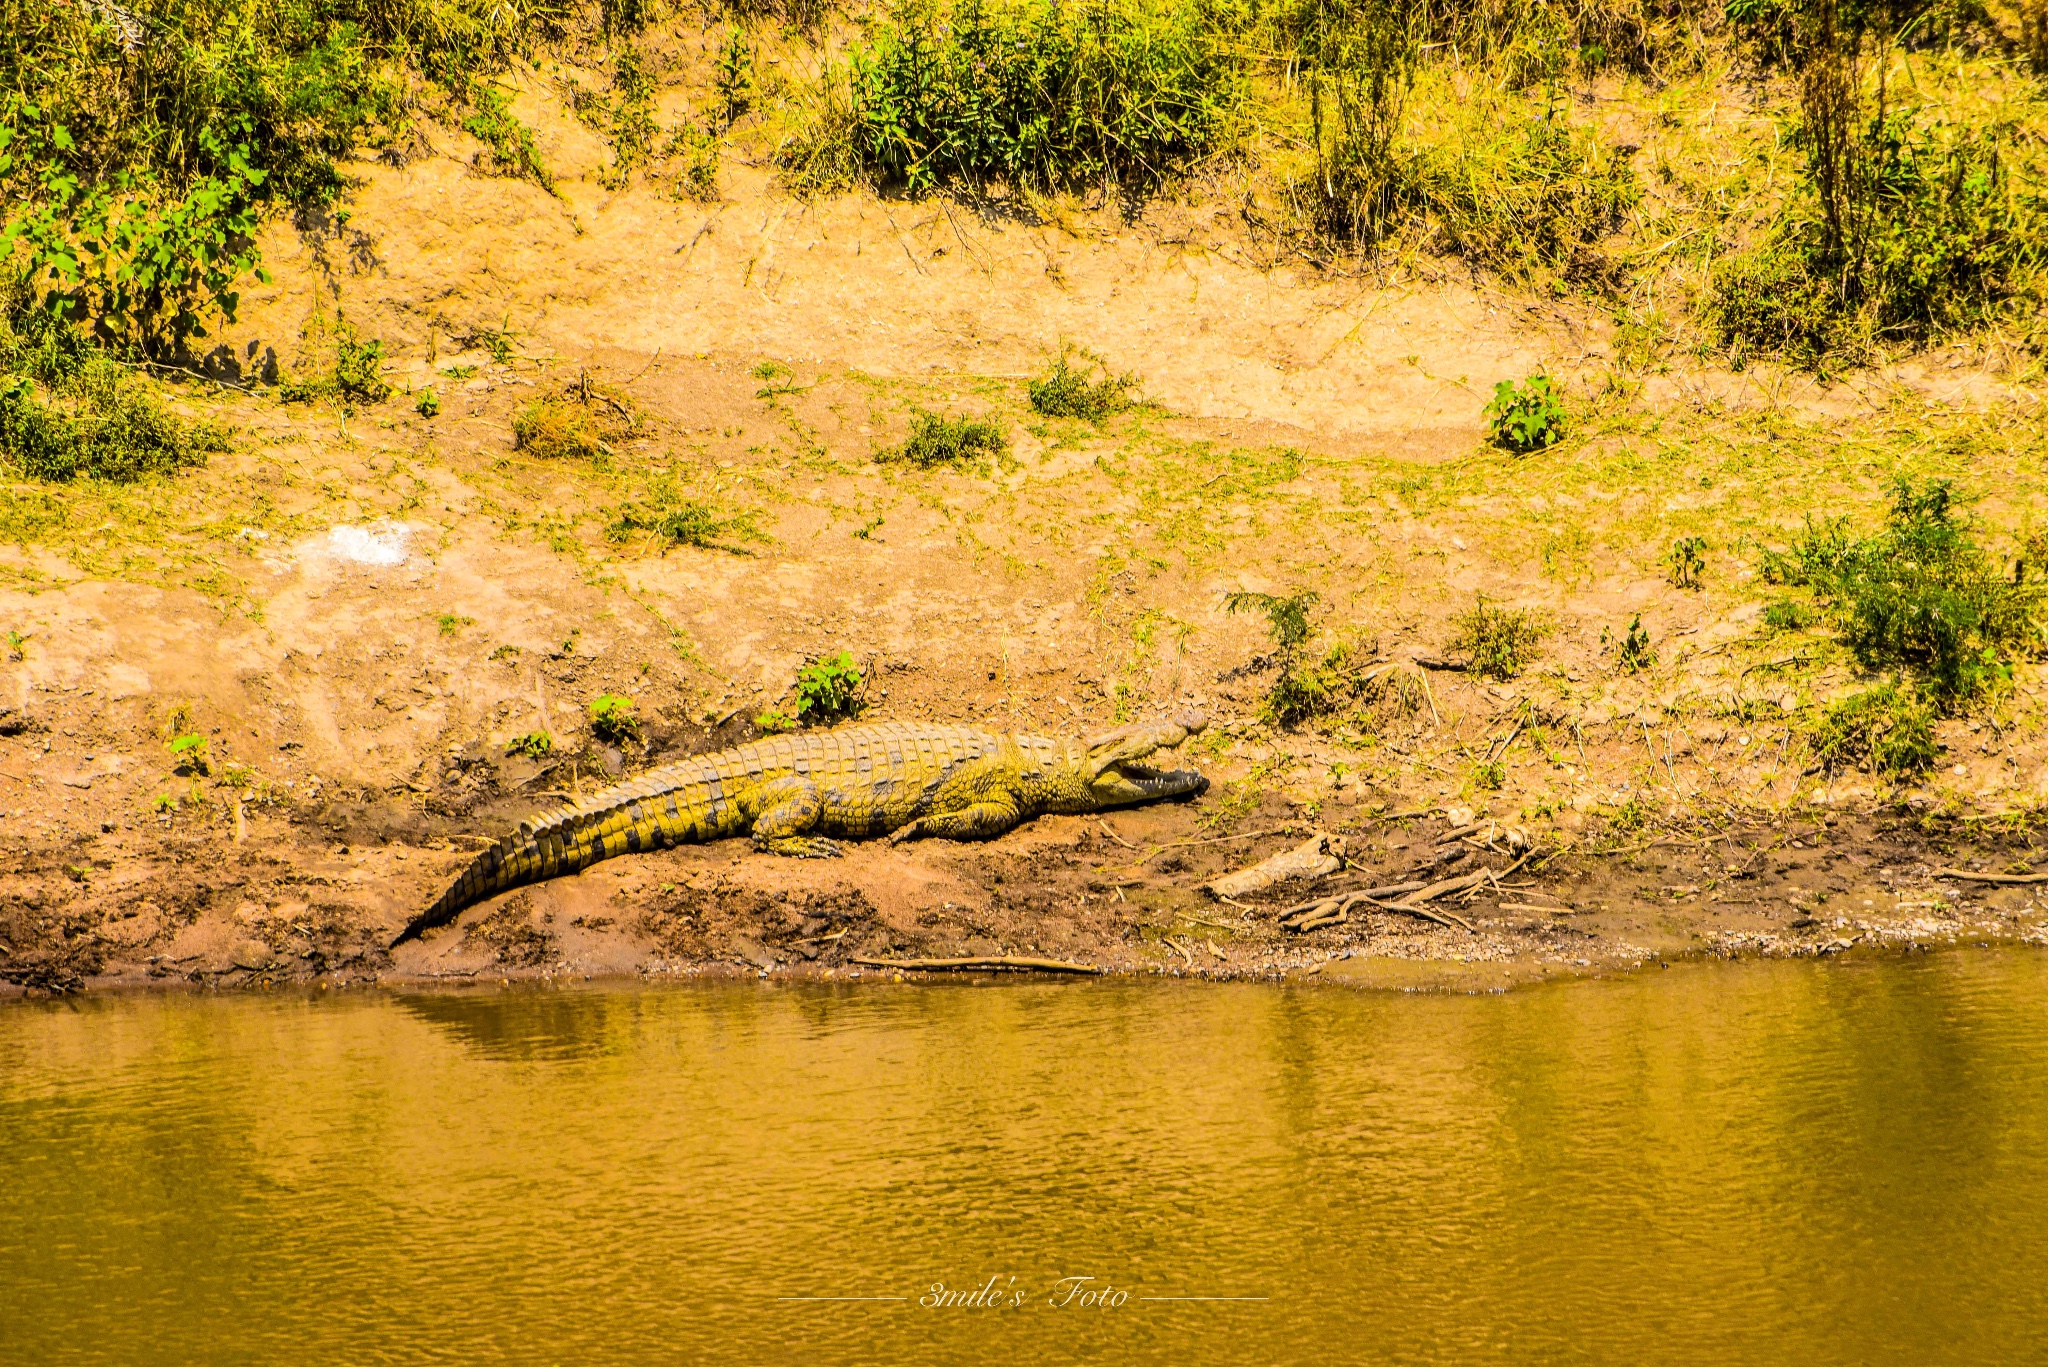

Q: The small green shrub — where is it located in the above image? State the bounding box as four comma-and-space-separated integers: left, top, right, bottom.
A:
1483, 375, 1567, 453
844, 0, 1246, 195
280, 317, 390, 406
1763, 478, 2045, 708
1224, 591, 1397, 726
883, 411, 1009, 471
1763, 599, 1815, 631
790, 651, 864, 722
513, 394, 632, 461
598, 47, 660, 188
605, 499, 767, 554
1810, 683, 1938, 777
0, 355, 225, 483
588, 695, 640, 743
1225, 590, 1319, 654
1611, 614, 1655, 674
1471, 759, 1506, 790
1666, 536, 1707, 589
1028, 347, 1137, 421
755, 707, 798, 732
714, 28, 755, 126
665, 121, 720, 201
506, 731, 554, 760
437, 613, 474, 636
1448, 595, 1546, 680
168, 732, 210, 775
416, 388, 441, 418
465, 86, 559, 195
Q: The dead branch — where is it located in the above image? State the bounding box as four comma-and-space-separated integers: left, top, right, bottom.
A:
850, 955, 1103, 975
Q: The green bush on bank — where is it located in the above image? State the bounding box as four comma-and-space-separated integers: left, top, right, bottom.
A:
0, 0, 541, 353
845, 0, 1249, 194
0, 299, 224, 481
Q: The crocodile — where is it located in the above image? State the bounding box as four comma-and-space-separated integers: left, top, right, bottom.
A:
395, 711, 1209, 946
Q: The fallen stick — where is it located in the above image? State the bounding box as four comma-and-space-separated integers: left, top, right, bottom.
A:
1497, 901, 1578, 915
1127, 828, 1295, 867
850, 955, 1103, 975
1355, 894, 1474, 933
1933, 867, 2048, 884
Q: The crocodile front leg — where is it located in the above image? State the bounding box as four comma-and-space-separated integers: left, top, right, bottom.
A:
749, 776, 843, 857
886, 795, 1024, 845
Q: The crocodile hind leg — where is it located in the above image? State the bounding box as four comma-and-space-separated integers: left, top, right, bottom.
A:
886, 796, 1023, 846
749, 776, 843, 858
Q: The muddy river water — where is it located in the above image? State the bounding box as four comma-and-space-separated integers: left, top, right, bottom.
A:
5, 953, 2047, 1365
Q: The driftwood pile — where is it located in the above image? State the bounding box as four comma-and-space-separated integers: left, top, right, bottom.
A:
1258, 819, 1535, 936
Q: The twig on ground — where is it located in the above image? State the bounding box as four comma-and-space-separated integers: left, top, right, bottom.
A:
851, 955, 1102, 975
1127, 828, 1294, 867
1934, 867, 2048, 884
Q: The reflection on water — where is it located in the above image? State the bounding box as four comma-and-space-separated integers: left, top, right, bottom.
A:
4, 955, 2047, 1366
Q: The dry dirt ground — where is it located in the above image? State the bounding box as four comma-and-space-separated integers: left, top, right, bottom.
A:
5, 109, 2048, 995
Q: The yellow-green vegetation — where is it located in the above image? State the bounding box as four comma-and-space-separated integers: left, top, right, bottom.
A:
1484, 375, 1568, 453
1028, 347, 1138, 422
1448, 596, 1546, 681
605, 494, 768, 554
466, 85, 559, 195
758, 650, 864, 730
513, 385, 638, 462
880, 410, 1009, 471
1761, 477, 2047, 774
279, 316, 392, 407
506, 730, 554, 760
588, 694, 640, 743
0, 316, 227, 482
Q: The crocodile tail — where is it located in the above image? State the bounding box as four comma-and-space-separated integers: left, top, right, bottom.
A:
389, 827, 536, 946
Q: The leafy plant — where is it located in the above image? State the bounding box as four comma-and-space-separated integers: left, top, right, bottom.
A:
1611, 614, 1656, 673
465, 86, 558, 195
506, 731, 554, 760
437, 613, 474, 636
1028, 347, 1137, 421
714, 28, 755, 126
605, 499, 767, 554
789, 651, 865, 723
1224, 591, 1398, 726
1483, 375, 1568, 452
599, 47, 660, 188
588, 695, 640, 743
279, 316, 390, 406
882, 410, 1009, 471
1225, 590, 1319, 654
1448, 595, 1546, 680
844, 0, 1244, 195
168, 732, 210, 775
0, 354, 226, 482
1809, 682, 1937, 777
417, 388, 441, 418
1471, 759, 1506, 790
665, 120, 720, 201
751, 360, 805, 399
1762, 478, 2044, 708
1667, 536, 1707, 589
1763, 598, 1816, 631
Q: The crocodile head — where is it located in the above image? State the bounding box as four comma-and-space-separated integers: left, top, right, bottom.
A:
1055, 709, 1210, 811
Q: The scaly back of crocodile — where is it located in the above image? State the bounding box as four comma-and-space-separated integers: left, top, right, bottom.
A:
399, 722, 1045, 945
